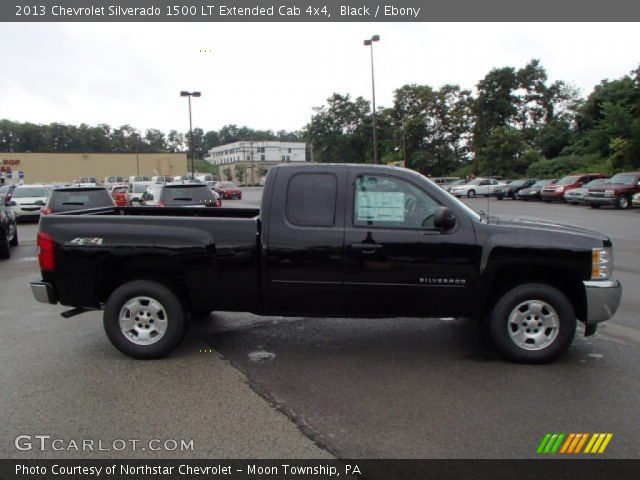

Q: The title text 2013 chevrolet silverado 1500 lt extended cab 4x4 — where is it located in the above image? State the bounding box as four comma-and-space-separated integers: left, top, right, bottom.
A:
31, 164, 622, 363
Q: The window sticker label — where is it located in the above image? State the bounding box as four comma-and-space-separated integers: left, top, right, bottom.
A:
356, 191, 405, 222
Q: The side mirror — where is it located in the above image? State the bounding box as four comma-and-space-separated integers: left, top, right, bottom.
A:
433, 206, 456, 231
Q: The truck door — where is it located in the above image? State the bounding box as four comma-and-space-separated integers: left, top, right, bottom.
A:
264, 167, 347, 315
342, 169, 479, 317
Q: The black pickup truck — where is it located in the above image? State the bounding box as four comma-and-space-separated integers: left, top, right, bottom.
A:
31, 164, 622, 363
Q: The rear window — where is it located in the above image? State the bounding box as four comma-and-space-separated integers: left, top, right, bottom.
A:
286, 173, 337, 227
49, 189, 114, 208
161, 185, 215, 204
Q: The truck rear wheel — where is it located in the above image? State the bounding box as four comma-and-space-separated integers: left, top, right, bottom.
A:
489, 283, 576, 363
104, 280, 186, 359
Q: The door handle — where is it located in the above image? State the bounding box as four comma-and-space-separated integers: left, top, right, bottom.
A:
351, 243, 383, 254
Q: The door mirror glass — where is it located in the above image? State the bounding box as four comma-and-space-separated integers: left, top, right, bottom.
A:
433, 206, 456, 231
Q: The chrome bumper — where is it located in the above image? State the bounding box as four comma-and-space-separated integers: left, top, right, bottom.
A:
584, 196, 615, 205
583, 280, 622, 324
31, 282, 57, 304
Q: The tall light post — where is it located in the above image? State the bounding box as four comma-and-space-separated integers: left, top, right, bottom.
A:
363, 35, 380, 164
180, 91, 201, 178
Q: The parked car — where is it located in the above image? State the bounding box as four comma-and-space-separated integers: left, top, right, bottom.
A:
6, 185, 50, 221
584, 172, 640, 209
0, 184, 17, 204
0, 202, 18, 258
541, 174, 605, 203
151, 175, 174, 184
441, 179, 466, 192
104, 176, 125, 187
31, 163, 622, 363
493, 179, 537, 200
76, 176, 98, 186
518, 179, 557, 201
110, 185, 131, 207
430, 176, 460, 188
128, 175, 151, 184
564, 178, 609, 205
632, 192, 640, 207
214, 181, 243, 200
42, 186, 115, 215
141, 182, 222, 207
449, 178, 506, 198
129, 181, 152, 204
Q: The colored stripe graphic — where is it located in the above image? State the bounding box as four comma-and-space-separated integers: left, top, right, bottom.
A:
539, 433, 613, 454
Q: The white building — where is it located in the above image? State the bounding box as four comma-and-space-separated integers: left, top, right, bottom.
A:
204, 141, 307, 185
204, 141, 306, 166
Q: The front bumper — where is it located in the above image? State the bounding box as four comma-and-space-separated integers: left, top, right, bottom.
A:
31, 281, 57, 304
584, 196, 615, 206
540, 192, 563, 201
583, 279, 622, 324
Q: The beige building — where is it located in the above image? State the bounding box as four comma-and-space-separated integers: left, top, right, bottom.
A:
218, 160, 281, 186
0, 152, 188, 184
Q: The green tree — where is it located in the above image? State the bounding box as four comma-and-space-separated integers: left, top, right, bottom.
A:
222, 167, 232, 181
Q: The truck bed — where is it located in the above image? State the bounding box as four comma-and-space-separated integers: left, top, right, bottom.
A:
39, 207, 262, 313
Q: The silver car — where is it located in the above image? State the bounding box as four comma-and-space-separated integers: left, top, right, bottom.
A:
564, 178, 608, 205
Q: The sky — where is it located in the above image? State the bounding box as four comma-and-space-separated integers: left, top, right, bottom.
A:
1, 22, 638, 134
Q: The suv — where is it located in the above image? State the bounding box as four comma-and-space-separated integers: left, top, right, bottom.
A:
584, 172, 640, 209
541, 174, 605, 203
43, 186, 115, 215
141, 183, 221, 207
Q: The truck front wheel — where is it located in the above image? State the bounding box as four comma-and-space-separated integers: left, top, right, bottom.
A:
104, 280, 186, 359
489, 283, 576, 363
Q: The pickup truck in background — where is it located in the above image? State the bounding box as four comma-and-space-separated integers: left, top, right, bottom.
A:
31, 164, 622, 363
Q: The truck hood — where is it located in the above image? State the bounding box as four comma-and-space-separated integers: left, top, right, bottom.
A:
489, 214, 610, 244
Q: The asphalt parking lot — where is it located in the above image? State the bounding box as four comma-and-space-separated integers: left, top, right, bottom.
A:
2, 190, 639, 459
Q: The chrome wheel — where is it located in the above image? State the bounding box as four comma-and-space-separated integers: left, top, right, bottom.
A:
507, 300, 559, 351
119, 296, 168, 345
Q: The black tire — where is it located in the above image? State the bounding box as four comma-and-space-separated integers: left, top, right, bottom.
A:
488, 283, 576, 364
9, 223, 18, 246
590, 203, 600, 209
467, 189, 476, 198
544, 199, 552, 203
496, 196, 503, 200
103, 280, 186, 359
615, 195, 631, 210
0, 227, 9, 259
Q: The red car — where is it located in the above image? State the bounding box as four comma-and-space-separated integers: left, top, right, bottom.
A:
584, 172, 640, 209
110, 185, 131, 207
540, 173, 605, 203
215, 181, 242, 200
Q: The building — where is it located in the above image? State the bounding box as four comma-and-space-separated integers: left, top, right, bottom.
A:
0, 152, 188, 185
204, 141, 306, 185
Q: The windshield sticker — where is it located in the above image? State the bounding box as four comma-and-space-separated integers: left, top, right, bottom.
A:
356, 191, 405, 222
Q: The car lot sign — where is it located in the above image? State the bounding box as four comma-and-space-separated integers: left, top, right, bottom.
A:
18, 171, 24, 179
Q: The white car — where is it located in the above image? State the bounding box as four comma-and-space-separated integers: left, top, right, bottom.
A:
7, 184, 51, 220
449, 178, 506, 198
129, 181, 152, 204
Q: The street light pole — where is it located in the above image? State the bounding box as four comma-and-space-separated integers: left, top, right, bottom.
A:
180, 91, 201, 179
364, 35, 380, 164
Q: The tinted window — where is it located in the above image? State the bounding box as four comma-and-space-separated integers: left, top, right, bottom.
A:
161, 185, 215, 204
49, 189, 114, 208
354, 175, 439, 229
286, 173, 337, 227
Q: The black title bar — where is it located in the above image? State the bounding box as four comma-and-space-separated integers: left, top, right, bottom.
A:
2, 0, 640, 21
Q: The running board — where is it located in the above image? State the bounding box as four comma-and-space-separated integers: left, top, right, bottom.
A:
60, 307, 92, 318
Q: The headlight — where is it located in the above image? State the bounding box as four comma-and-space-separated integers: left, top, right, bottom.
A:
591, 247, 613, 280
604, 189, 615, 197
555, 187, 564, 192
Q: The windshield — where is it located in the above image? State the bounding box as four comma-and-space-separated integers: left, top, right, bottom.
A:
0, 186, 10, 195
607, 173, 637, 185
132, 183, 149, 193
508, 180, 525, 187
532, 179, 554, 187
556, 175, 579, 186
586, 178, 607, 187
13, 186, 49, 198
220, 182, 236, 188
